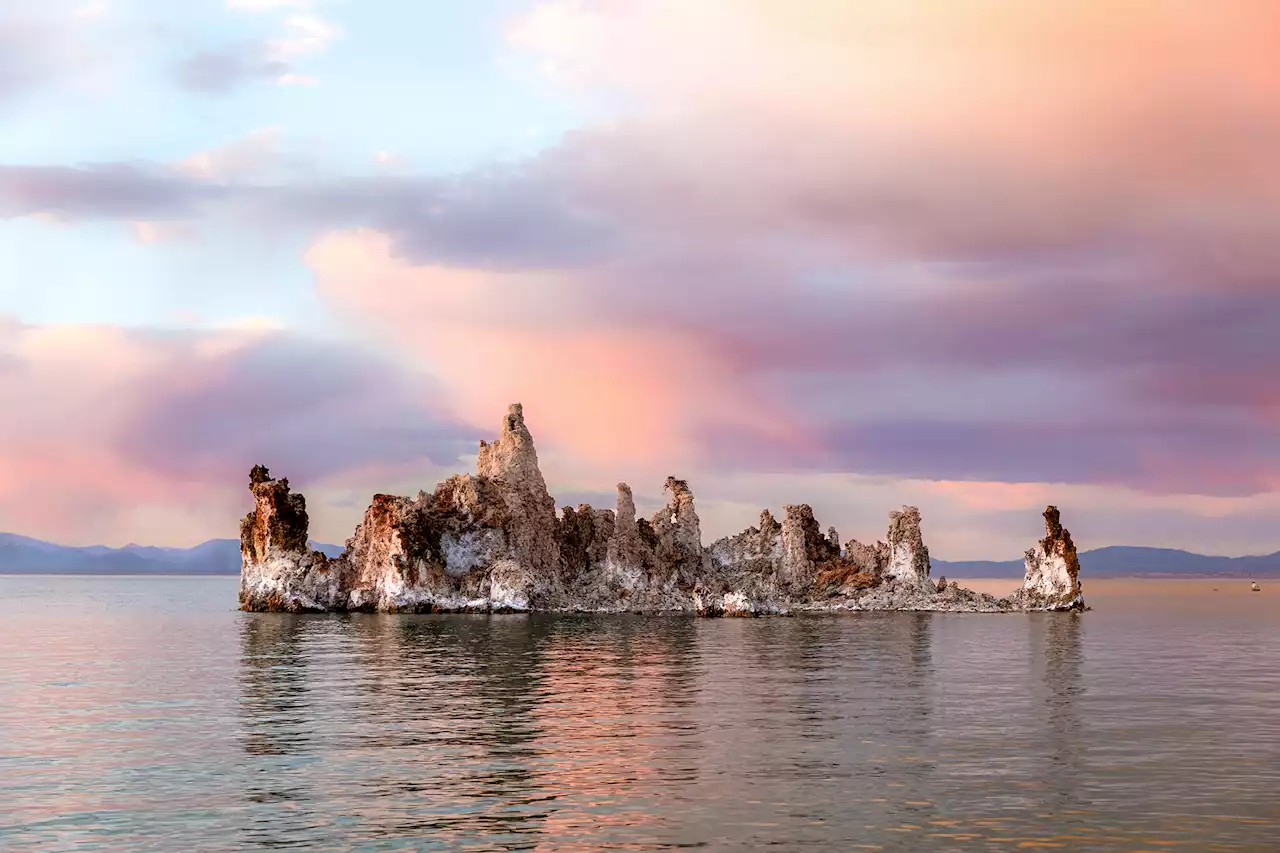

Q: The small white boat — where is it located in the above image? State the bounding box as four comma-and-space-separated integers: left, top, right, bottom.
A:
1251, 581, 1261, 592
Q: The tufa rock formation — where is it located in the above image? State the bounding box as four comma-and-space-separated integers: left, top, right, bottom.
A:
239, 466, 340, 612
885, 506, 931, 588
476, 403, 560, 585
1014, 505, 1085, 611
239, 404, 1085, 615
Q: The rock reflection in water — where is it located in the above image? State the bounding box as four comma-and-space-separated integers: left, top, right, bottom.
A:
236, 615, 321, 847
1034, 612, 1086, 815
7, 576, 1280, 852
230, 611, 1092, 850
238, 614, 558, 849
219, 602, 1280, 852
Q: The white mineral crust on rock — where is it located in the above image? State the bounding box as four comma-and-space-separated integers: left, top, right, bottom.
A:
1024, 548, 1072, 598
1019, 506, 1084, 611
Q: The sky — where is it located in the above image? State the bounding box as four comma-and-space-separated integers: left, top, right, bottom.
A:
3, 0, 1280, 560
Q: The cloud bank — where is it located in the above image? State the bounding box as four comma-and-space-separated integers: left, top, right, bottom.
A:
0, 319, 477, 545
3, 1, 1280, 554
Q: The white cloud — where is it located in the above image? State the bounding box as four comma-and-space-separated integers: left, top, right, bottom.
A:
221, 314, 285, 332
178, 127, 284, 182
227, 0, 310, 10
276, 72, 317, 87
224, 0, 338, 79
267, 13, 339, 59
131, 220, 196, 244
71, 1, 109, 19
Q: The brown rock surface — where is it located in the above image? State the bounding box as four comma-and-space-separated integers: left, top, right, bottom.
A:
779, 504, 838, 590
476, 403, 561, 583
238, 466, 341, 611
240, 465, 309, 563
605, 483, 645, 574
648, 477, 706, 586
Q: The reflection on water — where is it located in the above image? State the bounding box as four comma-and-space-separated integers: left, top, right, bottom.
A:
1, 576, 1279, 851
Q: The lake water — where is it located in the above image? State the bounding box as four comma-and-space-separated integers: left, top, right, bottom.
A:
1, 576, 1278, 852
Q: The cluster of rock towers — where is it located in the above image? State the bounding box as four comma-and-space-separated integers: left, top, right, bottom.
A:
239, 403, 1084, 615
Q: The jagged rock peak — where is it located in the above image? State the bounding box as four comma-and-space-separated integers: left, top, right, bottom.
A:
1022, 505, 1084, 610
761, 509, 781, 536
599, 481, 640, 568
474, 402, 559, 578
615, 483, 637, 531
842, 537, 886, 576
1043, 506, 1075, 553
649, 476, 704, 581
885, 506, 931, 587
711, 504, 778, 584
238, 466, 340, 613
663, 476, 694, 506
557, 502, 615, 579
240, 465, 310, 563
657, 477, 700, 536
609, 482, 642, 567
602, 481, 652, 597
476, 403, 546, 489
779, 504, 839, 589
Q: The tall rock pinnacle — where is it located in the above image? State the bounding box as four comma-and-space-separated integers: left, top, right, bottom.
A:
778, 504, 839, 590
476, 403, 560, 580
649, 477, 705, 583
1021, 506, 1084, 610
606, 483, 644, 572
885, 506, 931, 588
477, 403, 547, 493
238, 465, 341, 612
240, 465, 310, 565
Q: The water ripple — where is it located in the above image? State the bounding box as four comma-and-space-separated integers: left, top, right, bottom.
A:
1, 576, 1278, 851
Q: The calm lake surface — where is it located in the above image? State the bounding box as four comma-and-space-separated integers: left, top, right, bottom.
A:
1, 576, 1278, 852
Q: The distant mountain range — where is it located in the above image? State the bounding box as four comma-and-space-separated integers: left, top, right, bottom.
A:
933, 546, 1280, 578
0, 534, 344, 576
2, 533, 1279, 578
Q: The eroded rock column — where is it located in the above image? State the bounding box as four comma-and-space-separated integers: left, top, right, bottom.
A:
885, 506, 931, 588
779, 504, 839, 590
649, 477, 706, 583
1021, 506, 1084, 610
238, 466, 341, 612
476, 403, 561, 585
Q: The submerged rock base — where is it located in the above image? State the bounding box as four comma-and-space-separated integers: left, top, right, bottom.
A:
239, 404, 1085, 615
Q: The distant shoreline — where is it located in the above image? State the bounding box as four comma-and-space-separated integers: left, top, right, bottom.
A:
2, 563, 1269, 578
5, 535, 1279, 580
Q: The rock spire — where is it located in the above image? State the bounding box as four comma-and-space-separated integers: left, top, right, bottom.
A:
1019, 506, 1084, 610
884, 506, 931, 588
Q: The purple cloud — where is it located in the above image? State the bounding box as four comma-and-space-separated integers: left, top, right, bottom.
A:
113, 332, 480, 482
4, 31, 1280, 501
174, 45, 289, 95
0, 320, 482, 543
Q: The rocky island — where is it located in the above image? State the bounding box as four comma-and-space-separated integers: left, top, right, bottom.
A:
239, 404, 1084, 615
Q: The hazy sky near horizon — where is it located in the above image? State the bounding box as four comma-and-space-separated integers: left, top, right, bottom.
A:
3, 0, 1280, 559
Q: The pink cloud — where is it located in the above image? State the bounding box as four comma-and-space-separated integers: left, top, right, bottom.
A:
503, 0, 1280, 271
5, 0, 1280, 553
257, 2, 1280, 505
307, 228, 798, 477
0, 318, 477, 546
